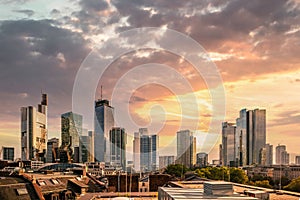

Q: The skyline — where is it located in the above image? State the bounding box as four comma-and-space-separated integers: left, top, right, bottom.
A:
0, 0, 300, 161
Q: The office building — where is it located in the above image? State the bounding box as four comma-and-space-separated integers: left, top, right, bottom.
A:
133, 128, 148, 172
196, 152, 208, 167
276, 144, 289, 165
222, 122, 236, 166
247, 109, 266, 165
140, 132, 159, 172
46, 138, 59, 163
1, 147, 14, 161
88, 131, 95, 162
94, 99, 114, 163
61, 112, 82, 163
265, 143, 273, 166
109, 127, 127, 170
21, 93, 48, 161
159, 156, 175, 169
236, 109, 247, 166
176, 130, 196, 168
80, 134, 93, 163
219, 144, 223, 166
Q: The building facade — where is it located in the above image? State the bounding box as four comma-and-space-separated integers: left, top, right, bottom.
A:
61, 112, 83, 163
133, 128, 149, 172
196, 152, 208, 167
21, 93, 48, 161
222, 122, 236, 167
140, 133, 158, 172
236, 109, 247, 166
276, 144, 289, 165
1, 147, 14, 161
109, 127, 127, 170
46, 138, 59, 163
176, 130, 196, 168
295, 156, 300, 165
94, 99, 114, 163
159, 156, 175, 169
247, 109, 266, 165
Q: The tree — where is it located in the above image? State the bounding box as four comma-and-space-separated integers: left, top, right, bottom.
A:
252, 180, 272, 189
229, 168, 248, 184
165, 164, 188, 177
283, 177, 300, 192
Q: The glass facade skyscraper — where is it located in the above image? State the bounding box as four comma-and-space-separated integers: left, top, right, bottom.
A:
109, 127, 127, 170
94, 99, 114, 163
222, 122, 236, 166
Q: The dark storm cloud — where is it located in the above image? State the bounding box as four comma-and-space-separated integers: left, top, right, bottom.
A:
79, 0, 109, 12
13, 9, 34, 17
0, 19, 90, 120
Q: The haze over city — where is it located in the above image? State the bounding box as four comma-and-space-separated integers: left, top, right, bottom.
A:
1, 0, 300, 163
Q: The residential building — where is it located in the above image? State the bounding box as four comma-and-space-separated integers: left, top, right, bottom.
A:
21, 93, 47, 161
176, 130, 196, 168
94, 99, 114, 163
61, 112, 83, 163
196, 152, 208, 167
159, 156, 175, 169
109, 127, 127, 170
222, 122, 236, 167
1, 147, 14, 161
46, 138, 59, 163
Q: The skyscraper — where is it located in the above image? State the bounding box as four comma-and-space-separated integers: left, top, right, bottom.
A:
176, 130, 196, 168
140, 132, 158, 172
1, 147, 14, 161
46, 138, 59, 163
246, 109, 266, 165
222, 122, 236, 167
196, 152, 208, 167
80, 134, 93, 163
236, 109, 247, 166
133, 128, 148, 172
21, 93, 47, 161
109, 127, 127, 170
61, 112, 82, 163
276, 144, 289, 165
94, 99, 114, 163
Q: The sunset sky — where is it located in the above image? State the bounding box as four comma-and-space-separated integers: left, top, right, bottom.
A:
0, 0, 300, 162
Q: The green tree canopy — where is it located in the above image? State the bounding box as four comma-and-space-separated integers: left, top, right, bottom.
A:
164, 164, 188, 177
229, 168, 248, 184
283, 177, 300, 192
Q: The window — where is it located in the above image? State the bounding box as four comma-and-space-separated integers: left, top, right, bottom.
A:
51, 179, 59, 184
38, 180, 46, 186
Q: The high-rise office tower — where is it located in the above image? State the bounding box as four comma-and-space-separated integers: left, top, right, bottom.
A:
247, 109, 266, 165
94, 99, 114, 163
140, 132, 158, 172
236, 109, 247, 166
276, 144, 289, 165
219, 144, 223, 166
21, 93, 47, 161
46, 138, 59, 163
176, 130, 196, 168
159, 156, 175, 169
133, 128, 148, 172
88, 131, 95, 162
61, 112, 83, 163
80, 135, 92, 163
196, 152, 208, 167
222, 122, 236, 167
1, 147, 14, 161
109, 127, 127, 170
